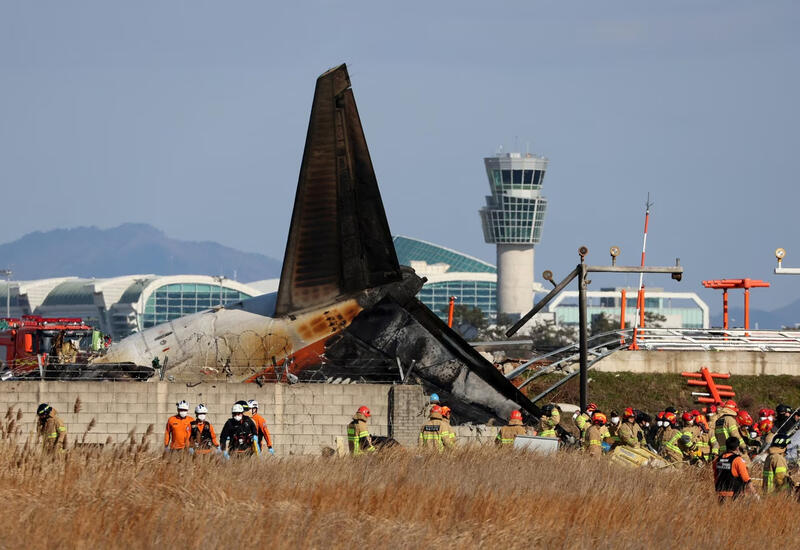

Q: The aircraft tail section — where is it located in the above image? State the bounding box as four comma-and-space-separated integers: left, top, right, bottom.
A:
275, 64, 401, 317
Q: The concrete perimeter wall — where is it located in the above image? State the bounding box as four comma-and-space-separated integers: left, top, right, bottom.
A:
0, 382, 500, 455
594, 350, 800, 376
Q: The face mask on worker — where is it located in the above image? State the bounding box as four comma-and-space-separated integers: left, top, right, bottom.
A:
178, 410, 187, 418
197, 414, 206, 421
644, 422, 650, 428
234, 414, 243, 421
611, 416, 620, 425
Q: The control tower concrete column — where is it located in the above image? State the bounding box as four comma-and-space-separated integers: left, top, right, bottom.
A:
496, 244, 534, 318
479, 151, 549, 322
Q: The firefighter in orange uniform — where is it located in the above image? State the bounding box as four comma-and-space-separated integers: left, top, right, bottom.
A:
164, 400, 193, 452
248, 399, 274, 455
713, 436, 753, 501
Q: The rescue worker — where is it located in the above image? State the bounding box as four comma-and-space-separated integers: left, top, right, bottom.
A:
164, 400, 193, 452
424, 393, 441, 418
607, 410, 622, 447
439, 406, 456, 448
713, 436, 752, 502
660, 412, 685, 463
736, 410, 758, 456
248, 400, 274, 455
539, 404, 560, 438
705, 405, 717, 430
584, 412, 612, 457
715, 400, 748, 455
188, 404, 219, 455
635, 411, 652, 448
693, 412, 714, 462
36, 403, 67, 453
618, 407, 643, 449
347, 406, 376, 456
419, 404, 448, 451
758, 418, 775, 448
763, 436, 792, 495
220, 403, 258, 458
496, 410, 528, 446
573, 402, 597, 444
680, 411, 701, 462
773, 404, 793, 433
651, 411, 667, 450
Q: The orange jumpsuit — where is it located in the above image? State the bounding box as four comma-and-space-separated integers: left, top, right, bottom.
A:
164, 414, 194, 450
251, 412, 273, 449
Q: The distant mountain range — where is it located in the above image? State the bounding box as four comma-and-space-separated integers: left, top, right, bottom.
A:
0, 223, 281, 282
709, 299, 800, 330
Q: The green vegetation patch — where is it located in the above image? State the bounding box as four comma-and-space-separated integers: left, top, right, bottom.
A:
524, 371, 800, 414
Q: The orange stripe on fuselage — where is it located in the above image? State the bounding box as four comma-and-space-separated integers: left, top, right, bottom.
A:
244, 336, 330, 384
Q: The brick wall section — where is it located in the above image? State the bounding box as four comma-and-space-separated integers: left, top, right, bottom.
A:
388, 385, 426, 446
0, 381, 391, 456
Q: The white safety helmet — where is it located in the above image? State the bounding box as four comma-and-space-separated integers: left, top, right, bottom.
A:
195, 404, 208, 415
231, 403, 244, 414
248, 400, 258, 410
177, 400, 189, 411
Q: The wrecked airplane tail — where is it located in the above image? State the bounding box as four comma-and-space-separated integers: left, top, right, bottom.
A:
275, 64, 402, 317
274, 64, 540, 421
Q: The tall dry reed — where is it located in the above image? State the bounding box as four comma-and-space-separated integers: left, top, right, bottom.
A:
0, 441, 796, 549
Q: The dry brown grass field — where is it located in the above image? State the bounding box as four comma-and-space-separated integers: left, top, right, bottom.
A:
2, 412, 799, 549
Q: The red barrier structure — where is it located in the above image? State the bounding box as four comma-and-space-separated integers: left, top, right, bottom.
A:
702, 278, 770, 332
681, 367, 735, 405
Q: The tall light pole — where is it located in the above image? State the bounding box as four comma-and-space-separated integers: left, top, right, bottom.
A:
0, 269, 12, 318
213, 275, 227, 306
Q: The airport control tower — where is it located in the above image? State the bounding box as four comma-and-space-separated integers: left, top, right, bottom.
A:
479, 152, 549, 321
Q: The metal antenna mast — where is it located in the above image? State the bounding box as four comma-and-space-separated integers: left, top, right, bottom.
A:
630, 194, 653, 350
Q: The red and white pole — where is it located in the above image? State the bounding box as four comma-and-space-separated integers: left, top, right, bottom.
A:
630, 194, 652, 350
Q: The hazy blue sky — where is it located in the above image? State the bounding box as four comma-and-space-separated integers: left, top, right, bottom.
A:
2, 1, 799, 313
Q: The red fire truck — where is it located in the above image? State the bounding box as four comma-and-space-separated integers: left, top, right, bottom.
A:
0, 316, 98, 378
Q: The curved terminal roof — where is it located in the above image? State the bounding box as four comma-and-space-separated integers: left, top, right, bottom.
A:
41, 280, 99, 306
393, 235, 495, 274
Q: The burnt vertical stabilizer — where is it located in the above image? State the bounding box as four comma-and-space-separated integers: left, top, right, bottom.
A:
276, 64, 401, 316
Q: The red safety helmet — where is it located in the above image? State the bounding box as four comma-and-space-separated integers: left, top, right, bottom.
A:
705, 405, 717, 415
586, 403, 598, 413
681, 412, 694, 423
440, 406, 451, 418
758, 408, 770, 419
431, 405, 443, 416
724, 400, 738, 411
691, 410, 700, 417
357, 405, 371, 418
736, 410, 753, 427
664, 412, 678, 425
510, 410, 523, 421
623, 407, 636, 419
758, 419, 773, 434
695, 414, 709, 430
592, 412, 607, 425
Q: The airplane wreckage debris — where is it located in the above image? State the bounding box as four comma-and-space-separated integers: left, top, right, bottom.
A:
76, 64, 543, 422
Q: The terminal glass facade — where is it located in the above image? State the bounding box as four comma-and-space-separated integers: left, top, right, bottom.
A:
393, 236, 499, 322
141, 283, 252, 328
553, 296, 705, 329
418, 280, 497, 322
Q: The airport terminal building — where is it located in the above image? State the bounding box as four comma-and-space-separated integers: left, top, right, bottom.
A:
0, 276, 269, 340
